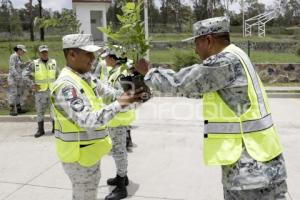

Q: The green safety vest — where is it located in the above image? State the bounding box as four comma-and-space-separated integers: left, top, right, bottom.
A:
104, 64, 136, 128
51, 67, 112, 167
34, 59, 57, 91
203, 44, 283, 166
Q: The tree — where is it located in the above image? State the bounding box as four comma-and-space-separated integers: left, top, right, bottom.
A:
28, 0, 34, 41
99, 0, 150, 61
193, 0, 209, 20
38, 0, 44, 41
36, 9, 81, 35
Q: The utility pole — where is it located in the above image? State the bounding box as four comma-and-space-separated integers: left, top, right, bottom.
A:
38, 0, 44, 41
144, 0, 149, 60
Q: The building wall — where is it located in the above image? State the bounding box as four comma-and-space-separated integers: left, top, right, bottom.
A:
73, 2, 110, 42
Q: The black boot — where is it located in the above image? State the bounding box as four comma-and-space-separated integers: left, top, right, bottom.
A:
9, 105, 18, 116
51, 120, 55, 134
126, 130, 133, 149
107, 175, 129, 186
105, 176, 128, 200
34, 121, 45, 138
16, 104, 27, 114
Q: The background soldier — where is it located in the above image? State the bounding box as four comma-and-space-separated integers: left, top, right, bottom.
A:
99, 46, 136, 200
51, 34, 142, 200
7, 44, 29, 116
24, 45, 59, 138
135, 16, 289, 200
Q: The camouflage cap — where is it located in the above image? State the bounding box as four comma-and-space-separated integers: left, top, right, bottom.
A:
16, 44, 27, 52
38, 45, 49, 52
182, 16, 230, 42
100, 45, 126, 59
62, 34, 100, 52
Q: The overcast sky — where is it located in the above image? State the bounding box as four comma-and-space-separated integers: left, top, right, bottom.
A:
11, 0, 276, 12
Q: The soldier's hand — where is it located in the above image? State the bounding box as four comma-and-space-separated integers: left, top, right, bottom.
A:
117, 87, 145, 108
135, 59, 150, 76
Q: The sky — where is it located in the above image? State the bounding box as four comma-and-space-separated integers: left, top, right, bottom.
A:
10, 0, 276, 12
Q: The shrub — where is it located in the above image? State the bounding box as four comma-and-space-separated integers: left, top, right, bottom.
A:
171, 48, 201, 71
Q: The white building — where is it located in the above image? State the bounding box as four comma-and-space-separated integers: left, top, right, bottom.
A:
72, 0, 111, 42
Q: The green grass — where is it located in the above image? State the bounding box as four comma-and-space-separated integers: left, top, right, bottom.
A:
0, 37, 299, 72
150, 33, 300, 43
250, 51, 300, 63
0, 41, 65, 72
150, 49, 300, 64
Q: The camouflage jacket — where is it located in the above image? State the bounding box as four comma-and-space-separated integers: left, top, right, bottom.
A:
8, 52, 23, 79
52, 67, 123, 131
144, 46, 287, 190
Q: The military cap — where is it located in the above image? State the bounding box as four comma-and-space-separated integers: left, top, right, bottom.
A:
38, 45, 49, 52
183, 16, 230, 42
100, 45, 126, 59
16, 44, 27, 52
62, 34, 100, 52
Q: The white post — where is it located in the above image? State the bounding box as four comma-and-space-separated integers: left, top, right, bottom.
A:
144, 0, 150, 60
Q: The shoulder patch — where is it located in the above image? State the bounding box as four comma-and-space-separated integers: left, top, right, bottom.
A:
61, 85, 78, 101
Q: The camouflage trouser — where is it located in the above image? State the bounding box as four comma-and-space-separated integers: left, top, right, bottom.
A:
224, 180, 288, 200
109, 126, 128, 177
7, 76, 22, 106
35, 91, 51, 122
62, 162, 101, 200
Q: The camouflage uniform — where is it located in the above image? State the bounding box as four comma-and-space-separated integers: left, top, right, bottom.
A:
52, 67, 122, 200
108, 65, 129, 178
7, 52, 24, 108
144, 45, 288, 199
23, 58, 59, 122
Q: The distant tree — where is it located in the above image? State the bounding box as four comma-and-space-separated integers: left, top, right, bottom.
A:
36, 9, 81, 34
28, 0, 34, 41
244, 0, 265, 18
37, 0, 44, 41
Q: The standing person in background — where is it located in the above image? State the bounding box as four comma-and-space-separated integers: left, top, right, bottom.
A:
7, 44, 29, 116
99, 46, 136, 200
23, 45, 59, 138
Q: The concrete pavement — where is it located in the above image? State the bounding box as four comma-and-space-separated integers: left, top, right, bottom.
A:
0, 97, 300, 200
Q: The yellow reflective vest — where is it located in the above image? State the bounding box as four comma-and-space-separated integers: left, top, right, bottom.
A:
203, 44, 283, 166
34, 59, 57, 91
104, 64, 136, 128
51, 67, 112, 167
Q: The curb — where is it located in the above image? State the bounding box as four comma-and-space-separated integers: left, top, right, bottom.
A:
0, 115, 51, 122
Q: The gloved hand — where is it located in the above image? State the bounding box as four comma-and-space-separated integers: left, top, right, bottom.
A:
120, 74, 152, 102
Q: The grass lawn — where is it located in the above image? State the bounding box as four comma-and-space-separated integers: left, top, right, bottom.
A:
150, 49, 300, 64
0, 35, 299, 72
0, 40, 65, 73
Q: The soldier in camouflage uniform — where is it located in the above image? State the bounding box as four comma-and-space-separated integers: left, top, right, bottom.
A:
99, 46, 136, 200
23, 45, 59, 138
135, 17, 288, 200
51, 34, 142, 200
7, 45, 29, 116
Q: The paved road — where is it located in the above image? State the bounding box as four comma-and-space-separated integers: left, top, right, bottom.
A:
0, 97, 299, 200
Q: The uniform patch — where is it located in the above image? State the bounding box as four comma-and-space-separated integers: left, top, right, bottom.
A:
70, 97, 85, 112
62, 85, 77, 101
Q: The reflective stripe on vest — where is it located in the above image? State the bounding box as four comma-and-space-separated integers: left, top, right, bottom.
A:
51, 67, 111, 167
202, 44, 283, 165
55, 130, 108, 142
204, 114, 273, 134
226, 47, 267, 117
